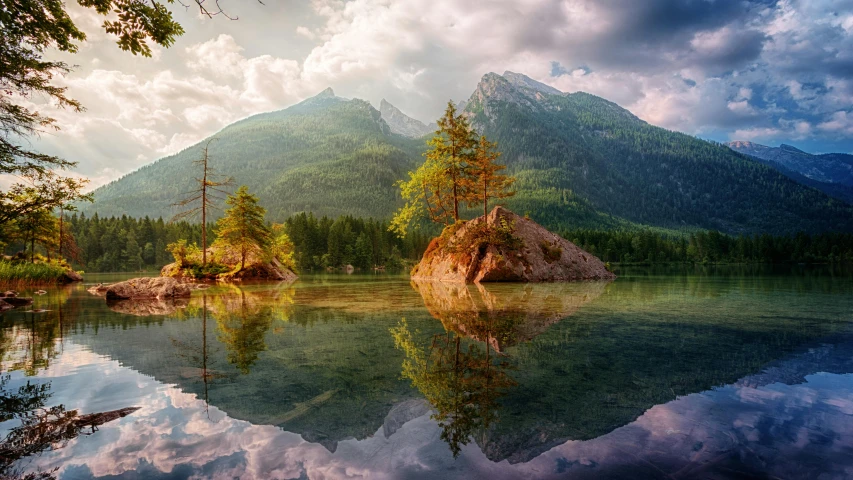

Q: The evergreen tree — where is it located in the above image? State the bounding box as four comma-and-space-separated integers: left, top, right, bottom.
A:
391, 101, 477, 236
215, 186, 271, 270
468, 136, 515, 216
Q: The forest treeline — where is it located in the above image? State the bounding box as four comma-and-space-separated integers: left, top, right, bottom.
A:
27, 213, 432, 273
4, 212, 848, 273
565, 229, 853, 265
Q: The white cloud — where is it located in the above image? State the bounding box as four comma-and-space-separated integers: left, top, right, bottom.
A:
818, 111, 853, 134
18, 0, 853, 186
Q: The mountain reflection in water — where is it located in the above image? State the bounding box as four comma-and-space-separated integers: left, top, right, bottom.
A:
0, 271, 851, 479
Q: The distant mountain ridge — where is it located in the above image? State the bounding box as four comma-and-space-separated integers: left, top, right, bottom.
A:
727, 141, 853, 186
379, 99, 435, 138
726, 141, 853, 205
80, 72, 853, 235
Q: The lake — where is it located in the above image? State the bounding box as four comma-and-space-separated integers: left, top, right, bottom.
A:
1, 266, 852, 479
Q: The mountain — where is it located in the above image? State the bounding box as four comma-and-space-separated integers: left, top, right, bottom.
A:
726, 141, 853, 204
727, 141, 853, 186
84, 88, 423, 221
460, 72, 853, 234
379, 99, 435, 138
82, 73, 853, 235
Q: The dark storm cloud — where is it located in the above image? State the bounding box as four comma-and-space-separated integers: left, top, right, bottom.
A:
514, 0, 774, 73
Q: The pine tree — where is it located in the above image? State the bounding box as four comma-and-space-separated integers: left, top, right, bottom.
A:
428, 101, 478, 221
468, 136, 515, 216
215, 186, 271, 271
391, 101, 477, 236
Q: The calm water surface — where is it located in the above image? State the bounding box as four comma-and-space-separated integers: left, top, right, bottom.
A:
1, 267, 852, 479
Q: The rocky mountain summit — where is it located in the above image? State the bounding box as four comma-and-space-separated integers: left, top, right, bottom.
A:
411, 206, 615, 283
378, 99, 435, 138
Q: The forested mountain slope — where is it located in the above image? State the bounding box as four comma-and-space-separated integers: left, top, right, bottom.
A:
84, 89, 423, 221
463, 72, 853, 234
83, 74, 853, 235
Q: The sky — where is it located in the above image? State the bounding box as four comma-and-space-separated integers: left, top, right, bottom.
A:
20, 0, 853, 189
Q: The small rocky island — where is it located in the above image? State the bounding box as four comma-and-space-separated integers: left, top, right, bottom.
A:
411, 206, 615, 283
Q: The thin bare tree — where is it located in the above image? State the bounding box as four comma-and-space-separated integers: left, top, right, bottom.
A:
171, 139, 234, 266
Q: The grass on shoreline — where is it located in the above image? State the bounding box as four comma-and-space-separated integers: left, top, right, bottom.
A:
0, 261, 73, 287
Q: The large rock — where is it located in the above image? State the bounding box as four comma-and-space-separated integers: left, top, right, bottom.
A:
161, 256, 298, 282
100, 277, 192, 300
60, 270, 83, 283
411, 206, 615, 283
0, 296, 33, 307
0, 299, 13, 312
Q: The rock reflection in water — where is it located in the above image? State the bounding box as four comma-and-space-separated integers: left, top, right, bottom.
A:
106, 297, 190, 316
398, 280, 610, 456
411, 280, 610, 352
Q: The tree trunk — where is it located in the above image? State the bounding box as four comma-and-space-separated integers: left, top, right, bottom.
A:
483, 177, 488, 216
58, 208, 64, 260
201, 147, 208, 267
452, 175, 459, 221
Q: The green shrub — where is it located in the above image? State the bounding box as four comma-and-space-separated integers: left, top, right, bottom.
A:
0, 260, 70, 286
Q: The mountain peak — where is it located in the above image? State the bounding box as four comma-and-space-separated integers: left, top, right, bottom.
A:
378, 99, 434, 138
501, 71, 564, 96
780, 144, 807, 154
316, 87, 335, 98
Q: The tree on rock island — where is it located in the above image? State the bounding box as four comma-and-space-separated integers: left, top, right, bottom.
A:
215, 186, 272, 271
391, 102, 515, 237
468, 136, 515, 216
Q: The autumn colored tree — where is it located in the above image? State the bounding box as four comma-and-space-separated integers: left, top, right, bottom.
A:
391, 102, 477, 236
215, 186, 271, 271
467, 136, 515, 216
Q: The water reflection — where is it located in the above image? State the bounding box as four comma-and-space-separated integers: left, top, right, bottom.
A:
411, 280, 609, 352
0, 272, 851, 479
391, 320, 515, 456
0, 375, 138, 480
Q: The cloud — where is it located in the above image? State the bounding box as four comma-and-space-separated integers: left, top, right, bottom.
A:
818, 110, 853, 134
18, 0, 853, 187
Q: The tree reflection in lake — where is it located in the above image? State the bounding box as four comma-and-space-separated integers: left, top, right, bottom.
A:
0, 287, 77, 376
391, 320, 515, 457
0, 375, 138, 480
169, 294, 226, 417
397, 280, 612, 456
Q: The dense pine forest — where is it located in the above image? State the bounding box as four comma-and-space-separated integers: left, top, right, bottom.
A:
28, 213, 432, 273
4, 212, 848, 273
563, 229, 853, 265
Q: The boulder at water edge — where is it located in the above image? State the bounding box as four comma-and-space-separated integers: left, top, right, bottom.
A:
411, 206, 615, 283
90, 277, 193, 300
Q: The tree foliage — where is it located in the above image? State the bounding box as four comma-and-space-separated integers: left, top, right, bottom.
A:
391, 102, 513, 237
0, 0, 254, 229
215, 186, 272, 271
467, 135, 515, 216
